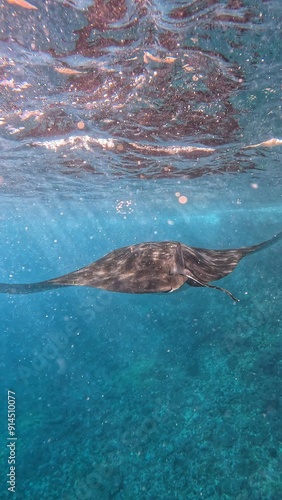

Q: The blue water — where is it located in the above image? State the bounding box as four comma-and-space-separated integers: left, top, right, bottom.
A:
0, 0, 282, 499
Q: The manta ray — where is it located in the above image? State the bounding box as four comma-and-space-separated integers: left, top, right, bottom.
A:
0, 232, 281, 301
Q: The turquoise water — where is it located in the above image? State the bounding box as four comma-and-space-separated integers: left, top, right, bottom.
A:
1, 202, 281, 499
0, 0, 282, 499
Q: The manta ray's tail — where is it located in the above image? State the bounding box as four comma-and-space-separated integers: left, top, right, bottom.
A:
0, 280, 67, 295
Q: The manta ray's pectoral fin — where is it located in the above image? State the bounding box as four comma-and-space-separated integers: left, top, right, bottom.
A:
182, 271, 240, 302
172, 243, 239, 301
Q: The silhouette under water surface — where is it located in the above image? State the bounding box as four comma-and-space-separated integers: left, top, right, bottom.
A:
0, 233, 281, 301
